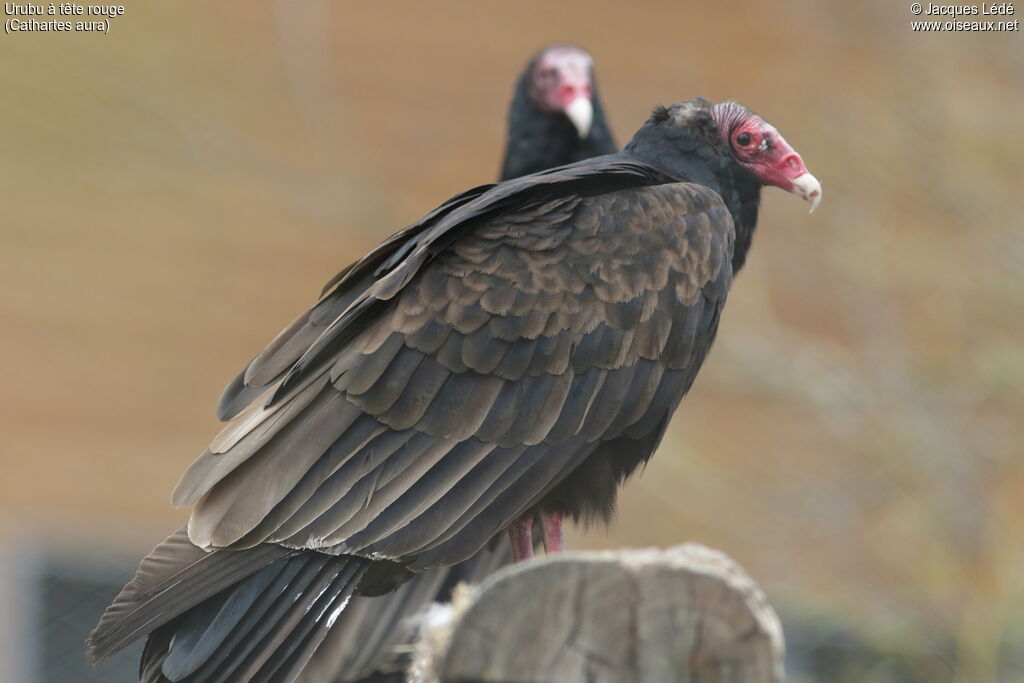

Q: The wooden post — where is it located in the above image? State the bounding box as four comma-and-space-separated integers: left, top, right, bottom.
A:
409, 543, 785, 683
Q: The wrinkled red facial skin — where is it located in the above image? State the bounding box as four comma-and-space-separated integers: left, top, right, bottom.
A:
719, 113, 809, 192
529, 47, 593, 113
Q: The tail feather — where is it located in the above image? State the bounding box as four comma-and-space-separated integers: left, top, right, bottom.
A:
158, 557, 297, 681
88, 527, 289, 665
180, 555, 313, 682
249, 562, 363, 683
141, 629, 175, 683
297, 541, 515, 682
142, 553, 367, 683
237, 558, 363, 683
91, 528, 513, 682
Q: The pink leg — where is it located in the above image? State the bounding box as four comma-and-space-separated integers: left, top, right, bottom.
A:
541, 511, 565, 553
508, 516, 534, 562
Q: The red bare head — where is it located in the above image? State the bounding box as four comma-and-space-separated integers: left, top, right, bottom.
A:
712, 102, 821, 212
527, 45, 595, 138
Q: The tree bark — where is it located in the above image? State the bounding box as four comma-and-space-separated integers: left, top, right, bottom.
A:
410, 543, 785, 683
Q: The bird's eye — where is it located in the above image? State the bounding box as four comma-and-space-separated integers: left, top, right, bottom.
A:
736, 132, 752, 146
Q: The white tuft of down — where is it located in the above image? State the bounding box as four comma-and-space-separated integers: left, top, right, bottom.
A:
565, 97, 593, 139
791, 172, 822, 213
407, 583, 477, 683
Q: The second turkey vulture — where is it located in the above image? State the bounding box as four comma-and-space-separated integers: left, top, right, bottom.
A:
90, 97, 820, 683
500, 44, 617, 179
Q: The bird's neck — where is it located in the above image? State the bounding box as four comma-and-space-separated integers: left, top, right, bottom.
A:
690, 159, 761, 274
724, 166, 761, 274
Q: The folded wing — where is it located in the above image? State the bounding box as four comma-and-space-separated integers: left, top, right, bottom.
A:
176, 169, 735, 572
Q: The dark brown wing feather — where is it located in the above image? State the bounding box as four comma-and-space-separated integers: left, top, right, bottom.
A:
175, 178, 734, 571
215, 161, 661, 422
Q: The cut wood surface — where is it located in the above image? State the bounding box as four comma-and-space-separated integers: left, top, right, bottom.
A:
410, 542, 785, 683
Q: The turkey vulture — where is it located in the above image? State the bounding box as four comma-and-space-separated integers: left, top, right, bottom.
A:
89, 97, 820, 683
500, 44, 617, 179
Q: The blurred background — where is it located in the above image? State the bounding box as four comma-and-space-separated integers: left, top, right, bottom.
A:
1, 1, 1022, 681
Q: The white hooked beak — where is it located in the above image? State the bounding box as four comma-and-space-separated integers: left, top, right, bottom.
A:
791, 173, 822, 213
565, 97, 593, 139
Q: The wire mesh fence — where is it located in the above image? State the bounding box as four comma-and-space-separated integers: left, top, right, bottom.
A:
0, 536, 147, 683
39, 559, 142, 683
